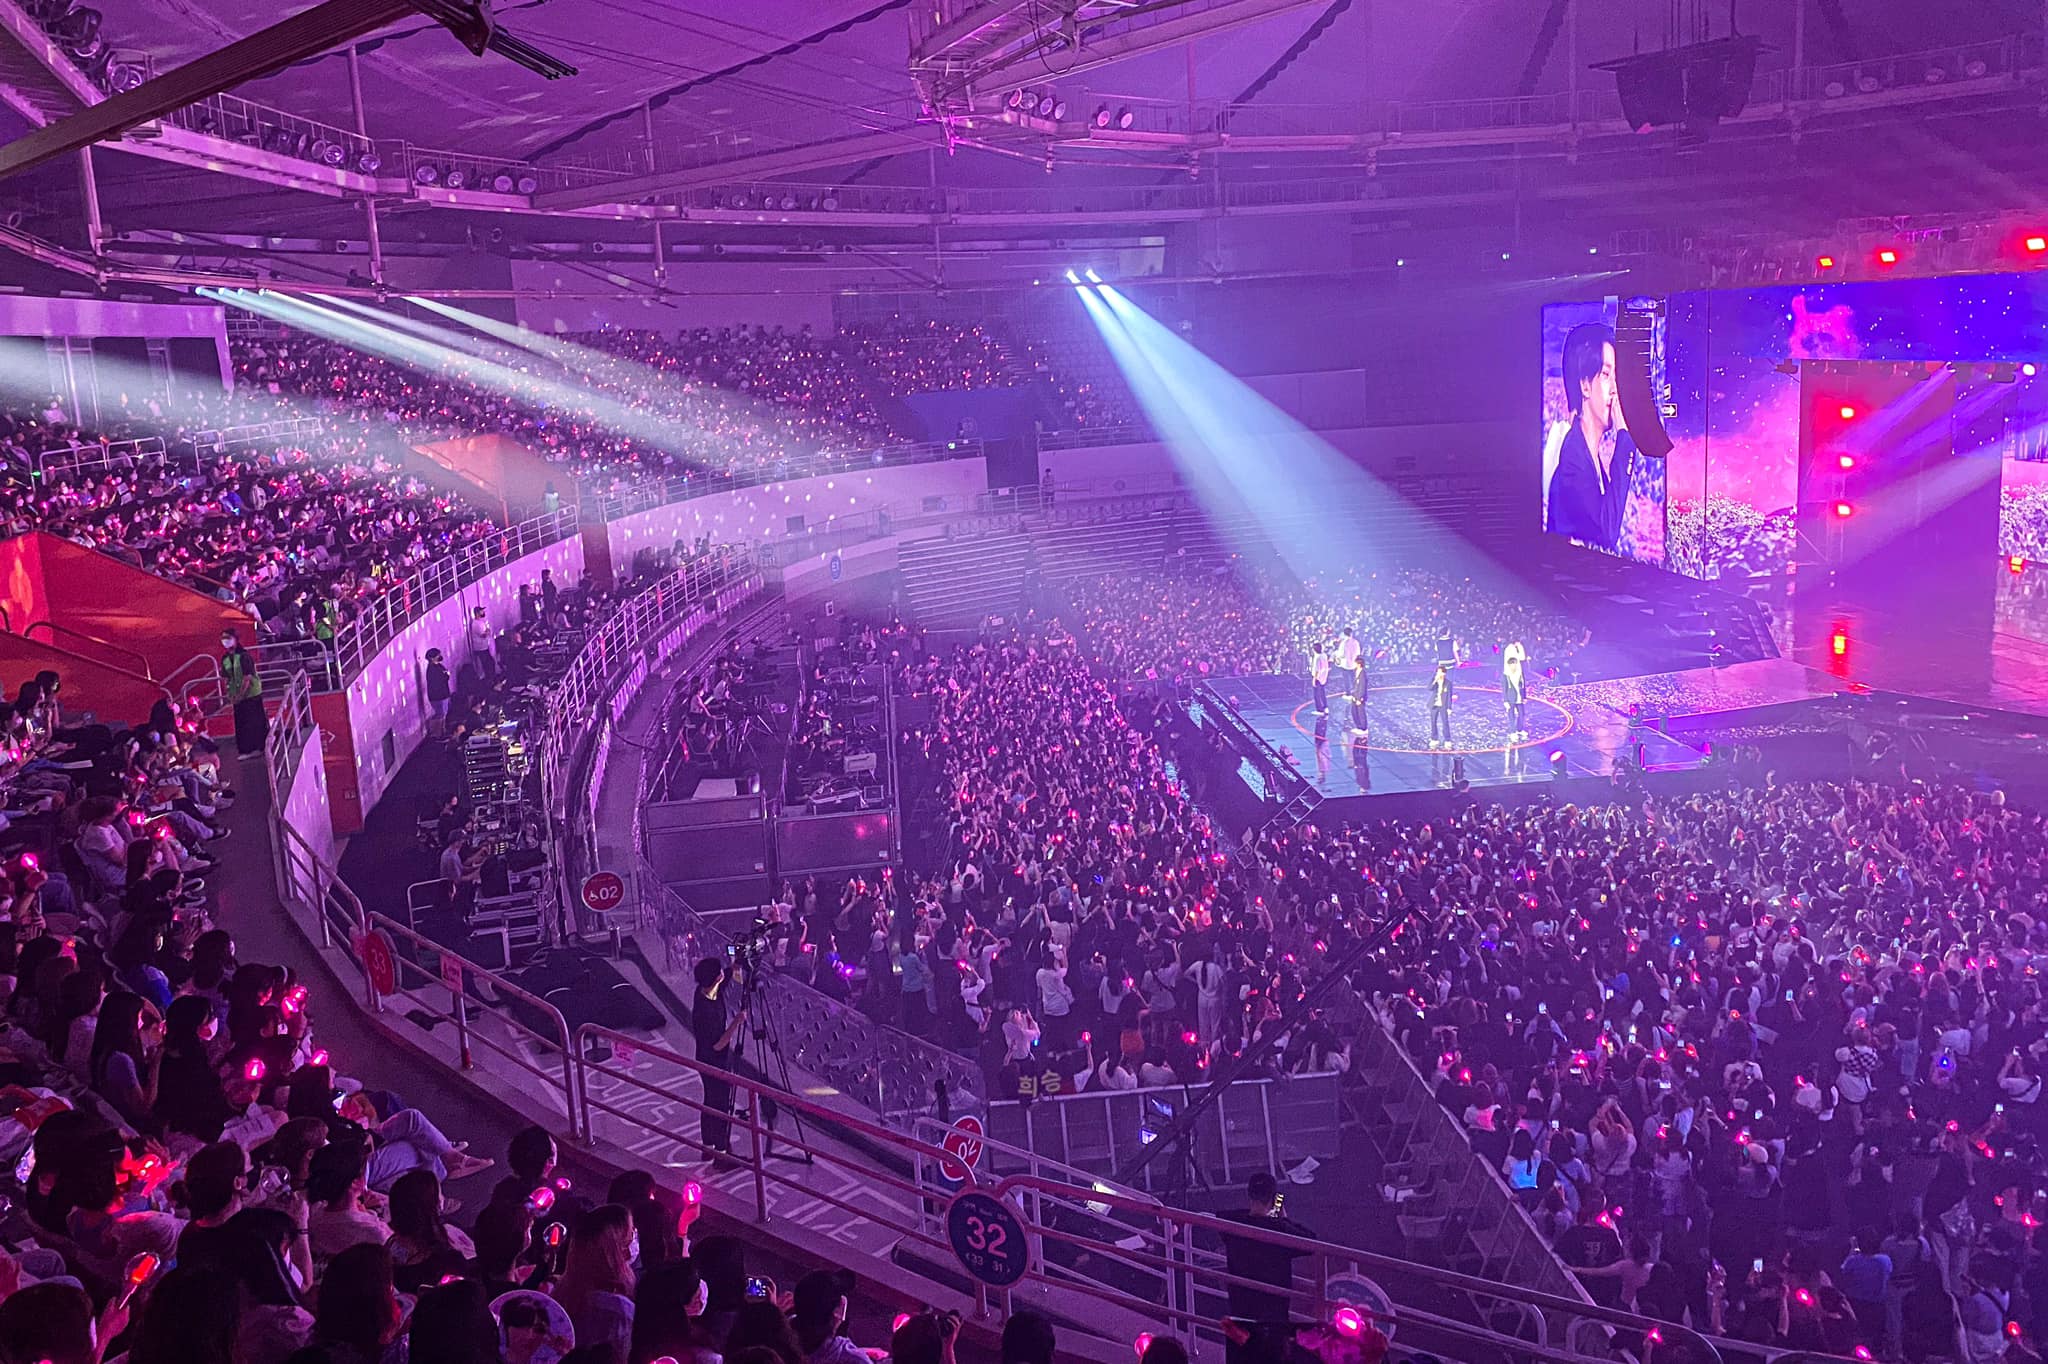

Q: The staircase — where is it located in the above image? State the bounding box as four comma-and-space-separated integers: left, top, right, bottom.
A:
898, 531, 1032, 628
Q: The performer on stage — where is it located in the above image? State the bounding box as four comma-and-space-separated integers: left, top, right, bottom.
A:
1349, 650, 1369, 738
1502, 638, 1528, 739
1310, 641, 1331, 715
1430, 660, 1455, 749
1335, 626, 1362, 693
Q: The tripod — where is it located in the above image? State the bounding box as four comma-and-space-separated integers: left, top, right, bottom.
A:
735, 965, 814, 1165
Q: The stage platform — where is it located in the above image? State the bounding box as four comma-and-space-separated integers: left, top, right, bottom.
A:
1194, 657, 1855, 807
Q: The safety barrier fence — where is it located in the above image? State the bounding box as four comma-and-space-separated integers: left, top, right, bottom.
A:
254, 804, 1867, 1364
642, 866, 988, 1127
982, 1073, 1343, 1194
1350, 1022, 1594, 1306
263, 667, 318, 795
329, 505, 580, 681
583, 439, 982, 523
537, 547, 765, 928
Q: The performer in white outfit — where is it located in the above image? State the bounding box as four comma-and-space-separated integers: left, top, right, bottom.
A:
1502, 639, 1528, 739
1310, 641, 1331, 714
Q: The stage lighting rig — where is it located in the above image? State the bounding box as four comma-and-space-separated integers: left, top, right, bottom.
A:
0, 0, 575, 181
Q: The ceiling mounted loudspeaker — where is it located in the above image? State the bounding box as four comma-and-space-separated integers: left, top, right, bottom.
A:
1596, 34, 1761, 134
491, 172, 515, 192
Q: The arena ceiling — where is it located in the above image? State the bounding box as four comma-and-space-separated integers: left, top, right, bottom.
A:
1, 0, 2045, 289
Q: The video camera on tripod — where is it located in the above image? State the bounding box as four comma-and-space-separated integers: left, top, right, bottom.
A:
725, 917, 775, 1030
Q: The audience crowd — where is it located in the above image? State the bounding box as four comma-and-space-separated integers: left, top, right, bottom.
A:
761, 594, 2048, 1364
1061, 564, 1588, 684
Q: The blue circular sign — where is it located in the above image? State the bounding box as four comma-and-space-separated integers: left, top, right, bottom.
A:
946, 1191, 1029, 1287
828, 553, 844, 582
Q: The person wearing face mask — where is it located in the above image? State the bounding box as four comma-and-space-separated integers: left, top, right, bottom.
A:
155, 993, 236, 1140
791, 1270, 870, 1364
552, 1203, 639, 1362
628, 1259, 722, 1364
220, 627, 268, 756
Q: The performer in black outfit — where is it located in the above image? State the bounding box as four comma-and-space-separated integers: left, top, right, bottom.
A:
1430, 660, 1455, 749
1546, 321, 1638, 552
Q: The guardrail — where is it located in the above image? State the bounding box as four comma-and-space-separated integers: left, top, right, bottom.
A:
29, 433, 164, 479
263, 753, 1860, 1364
583, 438, 982, 523
329, 505, 579, 681
984, 1072, 1343, 1193
641, 867, 987, 1126
264, 667, 318, 796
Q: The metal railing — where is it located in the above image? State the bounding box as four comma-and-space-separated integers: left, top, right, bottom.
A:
264, 764, 1860, 1364
161, 91, 375, 173
1349, 1023, 1592, 1306
329, 505, 580, 681
983, 1073, 1343, 1194
584, 439, 981, 523
642, 866, 987, 1126
264, 667, 318, 796
21, 619, 154, 677
27, 433, 165, 479
187, 416, 327, 457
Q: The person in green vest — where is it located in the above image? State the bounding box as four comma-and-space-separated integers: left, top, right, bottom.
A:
311, 596, 342, 689
221, 627, 268, 756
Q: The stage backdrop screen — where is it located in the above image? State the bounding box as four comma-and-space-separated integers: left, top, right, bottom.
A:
1581, 270, 2048, 581
1540, 298, 1669, 566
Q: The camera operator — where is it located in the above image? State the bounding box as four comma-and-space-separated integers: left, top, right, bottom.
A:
691, 954, 781, 1165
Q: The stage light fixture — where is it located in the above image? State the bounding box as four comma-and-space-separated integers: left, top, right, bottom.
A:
1548, 750, 1567, 779
2026, 363, 2040, 377
1833, 501, 1854, 518
1856, 72, 1882, 93
1007, 89, 1027, 110
312, 139, 344, 166
1117, 106, 1134, 129
413, 163, 440, 185
106, 60, 144, 93
1876, 248, 1899, 266
1064, 268, 1080, 284
444, 167, 469, 189
516, 174, 539, 194
1051, 99, 1069, 120
1035, 93, 1056, 118
491, 172, 515, 193
1832, 631, 1849, 656
1816, 254, 1835, 269
779, 193, 798, 210
1333, 1309, 1366, 1339
2011, 556, 2027, 574
1837, 454, 1856, 470
1966, 58, 1989, 77
1085, 268, 1101, 283
1093, 105, 1111, 128
2029, 236, 2048, 254
1838, 404, 1857, 420
357, 150, 383, 173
